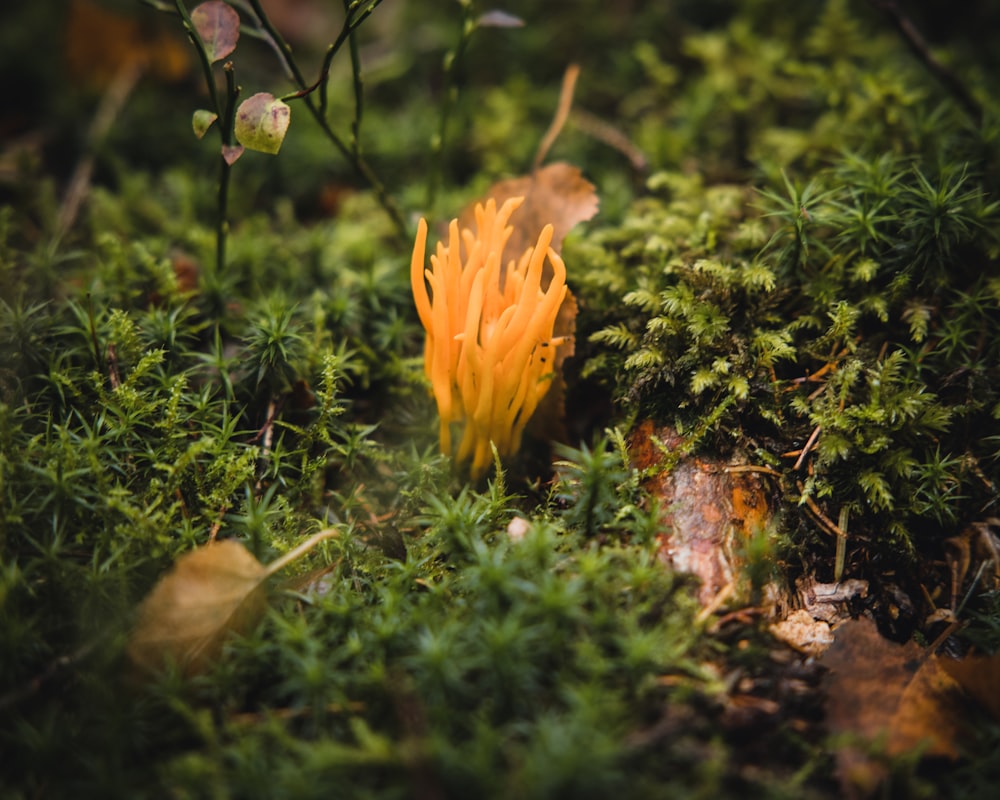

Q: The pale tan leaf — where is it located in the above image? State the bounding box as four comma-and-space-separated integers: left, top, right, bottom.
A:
127, 540, 268, 677
127, 530, 339, 677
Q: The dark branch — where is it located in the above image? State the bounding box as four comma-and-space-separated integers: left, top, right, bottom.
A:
870, 0, 983, 125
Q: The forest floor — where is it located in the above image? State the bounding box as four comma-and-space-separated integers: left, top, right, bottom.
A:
2, 1, 1000, 798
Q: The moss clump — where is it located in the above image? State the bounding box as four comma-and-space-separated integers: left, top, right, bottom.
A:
571, 18, 1000, 565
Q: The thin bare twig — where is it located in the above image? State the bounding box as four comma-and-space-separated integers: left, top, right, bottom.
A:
869, 0, 983, 125
533, 64, 580, 171
56, 62, 143, 242
694, 582, 736, 625
793, 425, 822, 471
571, 108, 649, 173
796, 480, 848, 540
723, 464, 782, 478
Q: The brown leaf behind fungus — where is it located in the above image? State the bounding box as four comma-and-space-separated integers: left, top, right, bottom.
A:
127, 540, 269, 677
822, 617, 969, 798
445, 66, 597, 460
459, 162, 599, 286
939, 651, 1000, 721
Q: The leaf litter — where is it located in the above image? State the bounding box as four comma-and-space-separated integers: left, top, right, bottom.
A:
127, 529, 338, 677
822, 615, 1000, 797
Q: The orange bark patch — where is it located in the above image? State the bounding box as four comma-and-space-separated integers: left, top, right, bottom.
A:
630, 421, 774, 605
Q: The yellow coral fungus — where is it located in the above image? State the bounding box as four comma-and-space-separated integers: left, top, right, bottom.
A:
411, 197, 569, 478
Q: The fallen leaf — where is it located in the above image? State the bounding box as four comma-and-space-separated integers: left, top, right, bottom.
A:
459, 162, 599, 285
939, 651, 1000, 721
66, 0, 189, 87
822, 617, 969, 798
128, 530, 339, 677
127, 540, 268, 677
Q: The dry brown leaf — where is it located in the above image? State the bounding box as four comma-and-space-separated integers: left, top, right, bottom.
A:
459, 162, 599, 285
822, 617, 969, 798
127, 540, 269, 677
939, 651, 1000, 720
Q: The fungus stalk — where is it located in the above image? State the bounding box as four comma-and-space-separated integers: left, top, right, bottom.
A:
411, 197, 569, 478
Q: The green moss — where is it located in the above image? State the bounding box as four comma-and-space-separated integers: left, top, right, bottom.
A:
573, 47, 1000, 558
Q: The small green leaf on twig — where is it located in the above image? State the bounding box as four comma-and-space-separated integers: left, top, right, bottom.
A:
192, 109, 218, 139
235, 93, 291, 154
191, 0, 240, 63
222, 144, 245, 165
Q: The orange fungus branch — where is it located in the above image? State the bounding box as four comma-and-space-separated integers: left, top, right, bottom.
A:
410, 197, 569, 479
